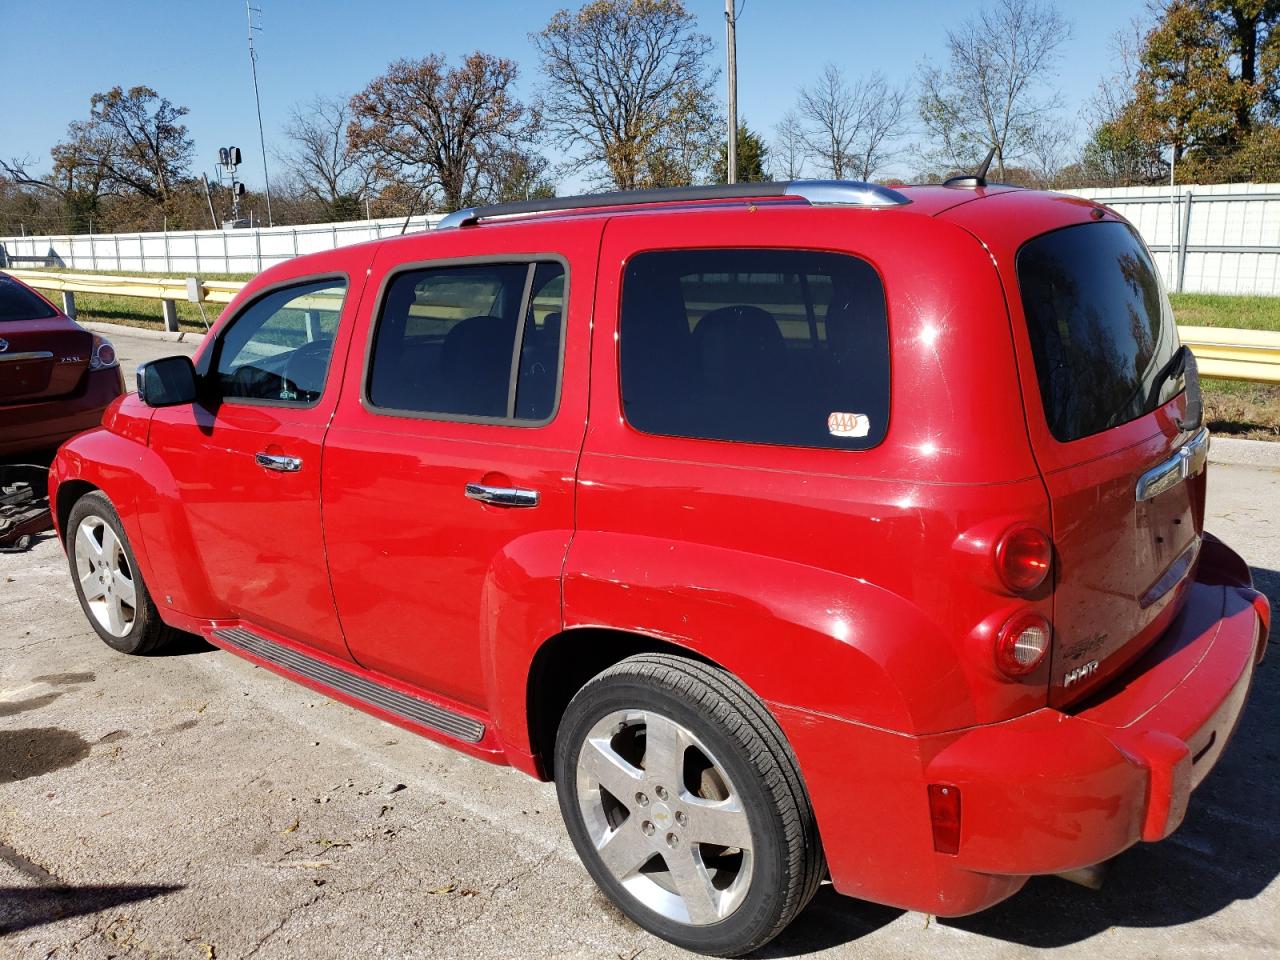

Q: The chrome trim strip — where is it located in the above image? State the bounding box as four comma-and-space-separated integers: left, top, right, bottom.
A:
212, 627, 486, 743
1135, 428, 1211, 502
0, 351, 54, 363
783, 181, 911, 208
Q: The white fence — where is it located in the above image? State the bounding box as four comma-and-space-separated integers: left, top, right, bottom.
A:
3, 183, 1279, 295
0, 214, 444, 275
1066, 183, 1280, 296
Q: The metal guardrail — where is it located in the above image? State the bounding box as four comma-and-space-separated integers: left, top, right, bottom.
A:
5, 268, 243, 331
1179, 325, 1280, 384
6, 269, 1280, 383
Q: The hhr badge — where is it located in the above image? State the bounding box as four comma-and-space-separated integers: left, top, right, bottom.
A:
1063, 659, 1100, 688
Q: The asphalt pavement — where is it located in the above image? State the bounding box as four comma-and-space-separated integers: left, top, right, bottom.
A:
0, 335, 1277, 958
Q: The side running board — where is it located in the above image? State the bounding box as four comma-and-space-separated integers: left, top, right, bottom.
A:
212, 627, 486, 744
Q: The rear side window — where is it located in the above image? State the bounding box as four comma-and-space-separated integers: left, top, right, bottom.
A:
1017, 221, 1182, 442
619, 249, 889, 450
367, 261, 566, 423
0, 276, 58, 322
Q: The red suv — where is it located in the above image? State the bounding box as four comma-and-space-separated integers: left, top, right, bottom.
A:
49, 182, 1269, 956
0, 272, 123, 456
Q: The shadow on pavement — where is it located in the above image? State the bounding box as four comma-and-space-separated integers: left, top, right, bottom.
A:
149, 632, 218, 657
0, 884, 183, 936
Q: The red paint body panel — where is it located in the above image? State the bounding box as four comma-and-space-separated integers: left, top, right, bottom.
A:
47, 187, 1267, 921
322, 219, 602, 711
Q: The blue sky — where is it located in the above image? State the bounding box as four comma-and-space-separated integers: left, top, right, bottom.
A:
0, 0, 1143, 191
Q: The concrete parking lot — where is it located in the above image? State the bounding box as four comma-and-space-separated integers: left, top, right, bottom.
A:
1, 342, 1277, 957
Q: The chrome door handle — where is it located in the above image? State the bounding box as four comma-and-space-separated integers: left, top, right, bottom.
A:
464, 483, 539, 508
255, 452, 303, 472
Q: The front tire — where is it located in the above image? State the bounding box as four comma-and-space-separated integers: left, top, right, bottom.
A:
554, 653, 824, 957
66, 491, 180, 655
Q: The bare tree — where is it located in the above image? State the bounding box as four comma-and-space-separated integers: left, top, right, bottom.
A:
280, 95, 374, 220
532, 0, 719, 189
347, 53, 539, 212
771, 110, 807, 180
796, 65, 908, 180
918, 0, 1071, 179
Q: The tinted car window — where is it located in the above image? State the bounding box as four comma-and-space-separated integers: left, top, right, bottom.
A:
367, 261, 566, 422
214, 279, 346, 404
1017, 221, 1182, 442
0, 276, 58, 321
619, 249, 889, 450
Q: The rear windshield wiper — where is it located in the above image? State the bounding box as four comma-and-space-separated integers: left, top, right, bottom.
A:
1147, 345, 1202, 432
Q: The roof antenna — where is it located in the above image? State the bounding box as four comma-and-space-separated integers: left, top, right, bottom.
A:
944, 146, 997, 188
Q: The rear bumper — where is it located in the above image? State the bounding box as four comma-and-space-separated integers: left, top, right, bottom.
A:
0, 367, 123, 454
778, 535, 1268, 916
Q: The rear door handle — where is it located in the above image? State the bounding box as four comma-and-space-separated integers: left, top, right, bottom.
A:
464, 483, 539, 508
255, 452, 303, 473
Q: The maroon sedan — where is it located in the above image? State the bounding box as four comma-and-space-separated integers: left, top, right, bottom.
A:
0, 272, 123, 456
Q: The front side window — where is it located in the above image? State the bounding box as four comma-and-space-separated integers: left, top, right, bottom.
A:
619, 248, 890, 450
367, 261, 566, 422
1017, 221, 1182, 442
214, 278, 347, 404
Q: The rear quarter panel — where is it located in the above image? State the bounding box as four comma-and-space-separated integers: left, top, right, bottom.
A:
563, 206, 1052, 737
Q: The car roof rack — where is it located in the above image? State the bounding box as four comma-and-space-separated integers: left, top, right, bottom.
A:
435, 180, 911, 229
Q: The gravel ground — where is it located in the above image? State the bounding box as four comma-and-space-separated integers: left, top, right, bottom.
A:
1, 351, 1277, 958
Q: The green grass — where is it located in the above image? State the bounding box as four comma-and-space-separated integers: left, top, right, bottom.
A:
1165, 294, 1280, 440
70, 293, 223, 333
1169, 293, 1280, 332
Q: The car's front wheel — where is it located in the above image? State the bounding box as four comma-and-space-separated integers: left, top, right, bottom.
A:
67, 491, 180, 655
554, 653, 825, 957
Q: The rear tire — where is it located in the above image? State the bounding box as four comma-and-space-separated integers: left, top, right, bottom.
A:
554, 653, 824, 957
66, 491, 181, 655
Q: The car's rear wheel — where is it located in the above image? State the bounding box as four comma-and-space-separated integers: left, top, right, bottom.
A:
67, 491, 180, 655
554, 653, 824, 957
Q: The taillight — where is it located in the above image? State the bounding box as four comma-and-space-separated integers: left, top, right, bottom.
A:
927, 784, 962, 855
994, 523, 1052, 593
89, 336, 118, 370
994, 611, 1051, 677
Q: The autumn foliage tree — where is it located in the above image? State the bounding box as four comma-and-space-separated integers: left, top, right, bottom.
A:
3, 85, 195, 230
347, 53, 540, 212
533, 0, 720, 190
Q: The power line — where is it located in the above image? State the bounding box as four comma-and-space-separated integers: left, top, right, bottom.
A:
247, 1, 274, 227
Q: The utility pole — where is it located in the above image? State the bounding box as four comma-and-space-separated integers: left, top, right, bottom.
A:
725, 0, 738, 184
247, 1, 274, 226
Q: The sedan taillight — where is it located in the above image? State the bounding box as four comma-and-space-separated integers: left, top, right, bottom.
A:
89, 336, 118, 370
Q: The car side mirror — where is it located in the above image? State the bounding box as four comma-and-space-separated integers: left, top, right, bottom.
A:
136, 355, 198, 407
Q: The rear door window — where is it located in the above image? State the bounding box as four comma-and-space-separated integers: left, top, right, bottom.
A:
619, 248, 889, 449
1016, 221, 1182, 442
366, 261, 566, 423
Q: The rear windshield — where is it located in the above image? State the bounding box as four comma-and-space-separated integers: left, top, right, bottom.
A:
1017, 221, 1181, 443
619, 248, 890, 450
0, 276, 58, 322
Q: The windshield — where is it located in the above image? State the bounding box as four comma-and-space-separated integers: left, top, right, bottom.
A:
0, 276, 59, 322
1016, 221, 1182, 442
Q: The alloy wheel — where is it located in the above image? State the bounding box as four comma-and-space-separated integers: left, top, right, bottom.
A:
73, 515, 137, 638
575, 708, 755, 926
